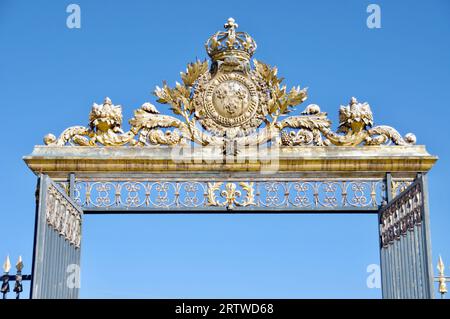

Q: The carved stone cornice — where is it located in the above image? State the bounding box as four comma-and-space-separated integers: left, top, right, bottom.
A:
24, 145, 437, 177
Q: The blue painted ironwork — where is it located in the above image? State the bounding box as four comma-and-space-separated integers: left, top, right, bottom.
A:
30, 175, 83, 299
27, 172, 435, 299
1, 274, 31, 299
69, 179, 387, 212
379, 175, 434, 298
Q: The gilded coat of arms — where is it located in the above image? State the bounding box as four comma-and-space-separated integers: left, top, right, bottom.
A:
192, 18, 268, 138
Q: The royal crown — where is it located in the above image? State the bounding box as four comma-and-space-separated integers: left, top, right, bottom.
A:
205, 18, 257, 62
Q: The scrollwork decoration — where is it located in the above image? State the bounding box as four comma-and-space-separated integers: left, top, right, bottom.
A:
44, 19, 416, 148
46, 184, 82, 247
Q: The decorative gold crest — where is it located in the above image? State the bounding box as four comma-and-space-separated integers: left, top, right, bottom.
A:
194, 70, 263, 137
44, 18, 416, 148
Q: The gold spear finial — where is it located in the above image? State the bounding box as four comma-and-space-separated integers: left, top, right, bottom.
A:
3, 255, 11, 273
437, 255, 448, 296
438, 255, 445, 275
16, 256, 23, 272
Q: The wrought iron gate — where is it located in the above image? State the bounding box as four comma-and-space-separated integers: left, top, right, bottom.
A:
30, 174, 82, 299
379, 174, 434, 298
28, 172, 436, 299
23, 18, 438, 299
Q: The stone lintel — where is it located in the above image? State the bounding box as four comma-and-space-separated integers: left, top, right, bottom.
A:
23, 145, 437, 179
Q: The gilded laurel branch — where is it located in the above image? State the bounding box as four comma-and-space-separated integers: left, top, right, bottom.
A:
253, 59, 308, 126
43, 18, 417, 148
154, 60, 208, 118
153, 59, 210, 145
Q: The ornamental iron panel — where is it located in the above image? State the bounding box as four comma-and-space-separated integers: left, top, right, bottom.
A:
31, 175, 82, 299
67, 179, 386, 212
379, 174, 434, 299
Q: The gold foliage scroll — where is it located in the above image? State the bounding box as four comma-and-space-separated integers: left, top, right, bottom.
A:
44, 19, 416, 148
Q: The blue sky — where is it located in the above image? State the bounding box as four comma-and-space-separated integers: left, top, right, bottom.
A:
0, 0, 449, 298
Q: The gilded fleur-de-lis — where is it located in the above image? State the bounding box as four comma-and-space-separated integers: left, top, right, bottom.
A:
224, 17, 238, 48
224, 17, 238, 30
215, 87, 226, 100
221, 183, 241, 209
207, 182, 256, 209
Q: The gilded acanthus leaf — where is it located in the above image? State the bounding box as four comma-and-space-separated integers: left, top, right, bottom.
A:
338, 97, 373, 133
141, 102, 160, 114
53, 126, 91, 146
366, 126, 413, 146
278, 108, 331, 146
128, 103, 186, 146
207, 182, 223, 206
239, 182, 256, 206
129, 103, 183, 129
279, 115, 331, 130
89, 98, 123, 131
146, 130, 182, 145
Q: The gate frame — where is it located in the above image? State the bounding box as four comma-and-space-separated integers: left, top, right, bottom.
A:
24, 144, 437, 299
